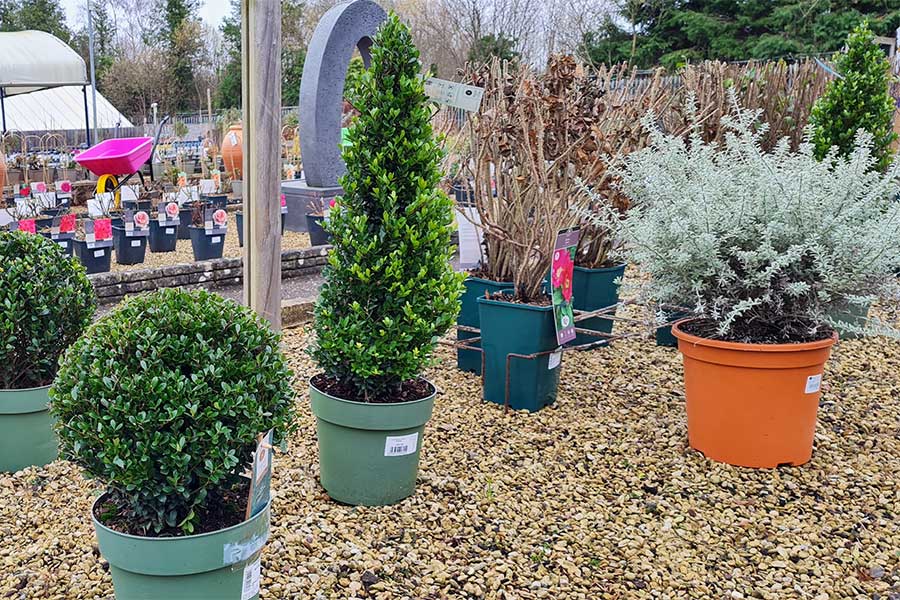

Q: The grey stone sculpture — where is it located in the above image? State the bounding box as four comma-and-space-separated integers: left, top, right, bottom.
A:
298, 0, 387, 188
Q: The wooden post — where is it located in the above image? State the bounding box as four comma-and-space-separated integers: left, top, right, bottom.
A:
241, 0, 283, 330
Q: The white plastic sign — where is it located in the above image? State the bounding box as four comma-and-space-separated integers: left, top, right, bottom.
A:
424, 77, 485, 112
241, 557, 261, 600
548, 349, 562, 370
384, 433, 418, 457
805, 374, 822, 394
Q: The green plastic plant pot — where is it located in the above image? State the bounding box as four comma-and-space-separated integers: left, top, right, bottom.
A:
656, 312, 690, 348
571, 264, 625, 346
457, 277, 512, 375
309, 379, 436, 506
92, 495, 271, 600
477, 295, 561, 412
0, 385, 58, 472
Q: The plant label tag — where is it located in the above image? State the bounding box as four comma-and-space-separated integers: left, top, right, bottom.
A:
177, 171, 188, 187
51, 216, 61, 237
241, 557, 261, 600
551, 228, 581, 346
246, 430, 274, 520
60, 213, 76, 234
57, 180, 72, 196
13, 219, 36, 234
805, 374, 822, 394
548, 349, 562, 370
33, 182, 47, 194
384, 433, 418, 457
199, 179, 217, 195
120, 185, 139, 203
211, 169, 221, 192
124, 209, 135, 232
37, 192, 57, 208
280, 194, 288, 215
94, 218, 112, 241
424, 77, 485, 112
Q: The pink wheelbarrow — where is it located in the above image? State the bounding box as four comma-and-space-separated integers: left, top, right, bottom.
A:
74, 117, 170, 206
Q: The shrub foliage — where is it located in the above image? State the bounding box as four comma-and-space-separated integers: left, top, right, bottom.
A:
312, 14, 464, 400
0, 231, 95, 389
51, 289, 296, 535
614, 97, 900, 343
809, 23, 897, 171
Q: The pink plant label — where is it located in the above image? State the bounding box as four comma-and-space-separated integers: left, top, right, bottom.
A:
17, 219, 36, 234
94, 218, 112, 241
60, 214, 76, 234
551, 228, 581, 347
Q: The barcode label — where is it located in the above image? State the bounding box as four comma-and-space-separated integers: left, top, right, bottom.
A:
165, 228, 175, 234
548, 350, 562, 370
241, 557, 261, 600
384, 432, 418, 457
131, 240, 141, 247
93, 250, 105, 258
58, 241, 67, 248
212, 236, 222, 244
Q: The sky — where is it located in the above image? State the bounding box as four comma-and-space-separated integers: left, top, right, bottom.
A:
60, 0, 230, 30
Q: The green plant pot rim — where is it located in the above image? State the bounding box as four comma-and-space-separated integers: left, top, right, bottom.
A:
309, 376, 436, 431
0, 384, 51, 415
91, 492, 271, 576
464, 275, 513, 286
476, 291, 554, 314
573, 262, 627, 274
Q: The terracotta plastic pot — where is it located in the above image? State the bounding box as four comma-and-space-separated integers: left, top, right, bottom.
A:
672, 320, 837, 468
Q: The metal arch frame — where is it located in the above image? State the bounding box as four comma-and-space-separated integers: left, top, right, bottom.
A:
0, 81, 93, 146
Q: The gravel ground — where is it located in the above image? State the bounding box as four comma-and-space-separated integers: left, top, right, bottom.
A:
1, 304, 898, 599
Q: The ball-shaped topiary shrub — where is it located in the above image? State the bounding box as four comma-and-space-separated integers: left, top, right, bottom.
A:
51, 288, 296, 536
0, 231, 95, 390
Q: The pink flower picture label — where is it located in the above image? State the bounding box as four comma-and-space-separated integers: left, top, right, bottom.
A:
165, 202, 180, 218
551, 228, 581, 346
213, 209, 228, 227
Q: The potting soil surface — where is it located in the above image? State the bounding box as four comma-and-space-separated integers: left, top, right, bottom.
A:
1, 301, 898, 599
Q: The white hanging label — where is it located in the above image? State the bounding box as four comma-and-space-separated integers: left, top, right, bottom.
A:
384, 432, 418, 457
805, 374, 822, 394
241, 557, 261, 600
548, 350, 562, 370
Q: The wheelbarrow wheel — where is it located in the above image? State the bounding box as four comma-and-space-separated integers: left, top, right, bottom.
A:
95, 174, 121, 210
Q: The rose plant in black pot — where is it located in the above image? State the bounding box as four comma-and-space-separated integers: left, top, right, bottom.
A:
310, 14, 464, 507
50, 288, 295, 599
0, 231, 95, 472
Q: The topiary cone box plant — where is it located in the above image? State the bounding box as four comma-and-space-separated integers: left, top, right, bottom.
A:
310, 14, 464, 507
617, 96, 900, 468
0, 231, 95, 472
50, 289, 296, 598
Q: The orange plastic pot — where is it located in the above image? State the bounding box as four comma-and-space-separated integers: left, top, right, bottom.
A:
672, 320, 837, 468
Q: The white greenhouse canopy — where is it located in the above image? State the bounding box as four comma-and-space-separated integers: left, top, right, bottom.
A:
2, 85, 133, 131
0, 30, 88, 97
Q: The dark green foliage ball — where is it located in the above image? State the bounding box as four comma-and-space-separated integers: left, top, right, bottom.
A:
809, 22, 897, 171
0, 231, 95, 389
51, 289, 296, 536
312, 13, 465, 401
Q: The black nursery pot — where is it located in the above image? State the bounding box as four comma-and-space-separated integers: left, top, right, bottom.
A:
73, 240, 111, 274
202, 194, 228, 210
148, 220, 178, 253
306, 214, 330, 246
112, 227, 147, 265
189, 226, 225, 261
177, 208, 193, 239
41, 207, 65, 219
122, 199, 153, 212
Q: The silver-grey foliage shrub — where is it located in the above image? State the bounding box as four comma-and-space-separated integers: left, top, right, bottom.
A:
613, 96, 900, 343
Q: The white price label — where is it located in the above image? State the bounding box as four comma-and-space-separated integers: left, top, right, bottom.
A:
805, 374, 822, 394
241, 557, 261, 600
165, 227, 175, 235
93, 249, 105, 258
211, 236, 222, 244
384, 432, 418, 457
58, 241, 68, 248
131, 240, 141, 247
424, 77, 484, 112
548, 350, 562, 370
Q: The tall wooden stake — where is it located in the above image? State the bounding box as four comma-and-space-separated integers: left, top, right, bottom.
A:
242, 0, 283, 330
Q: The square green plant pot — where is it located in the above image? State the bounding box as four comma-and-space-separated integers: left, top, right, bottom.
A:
457, 277, 512, 375
477, 295, 562, 412
571, 264, 625, 346
310, 379, 435, 506
0, 385, 58, 472
92, 495, 270, 600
